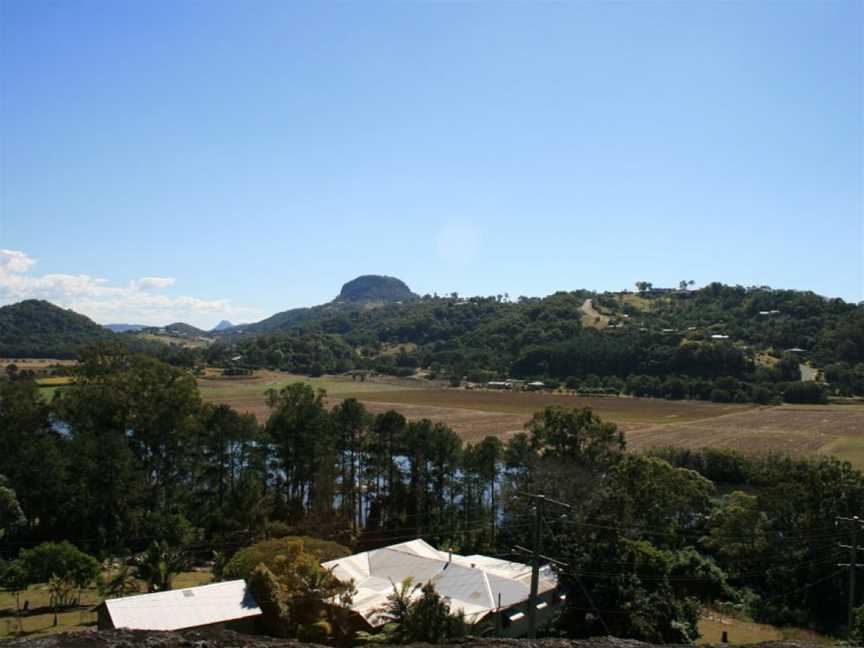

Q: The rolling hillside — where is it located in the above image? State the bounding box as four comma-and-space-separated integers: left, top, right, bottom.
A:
0, 300, 118, 358
224, 274, 419, 335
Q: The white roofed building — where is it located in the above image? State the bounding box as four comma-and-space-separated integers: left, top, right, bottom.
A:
96, 579, 261, 632
322, 539, 561, 637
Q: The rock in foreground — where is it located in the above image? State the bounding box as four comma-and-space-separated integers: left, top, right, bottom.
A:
3, 628, 830, 648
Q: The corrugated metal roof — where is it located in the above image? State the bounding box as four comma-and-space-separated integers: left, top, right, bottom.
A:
102, 579, 261, 631
322, 539, 557, 627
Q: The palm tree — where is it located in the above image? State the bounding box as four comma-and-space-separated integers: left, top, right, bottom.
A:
378, 577, 420, 639
137, 542, 185, 592
100, 563, 140, 599
47, 575, 73, 626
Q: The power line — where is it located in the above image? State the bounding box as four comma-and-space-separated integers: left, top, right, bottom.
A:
837, 515, 864, 635
512, 492, 571, 639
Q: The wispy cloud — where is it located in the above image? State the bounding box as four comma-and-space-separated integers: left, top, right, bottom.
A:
0, 250, 263, 327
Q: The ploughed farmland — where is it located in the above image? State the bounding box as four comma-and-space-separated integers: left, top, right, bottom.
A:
197, 371, 864, 469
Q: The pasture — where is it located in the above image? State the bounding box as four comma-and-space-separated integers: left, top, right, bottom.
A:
0, 570, 212, 639
135, 332, 211, 349
697, 609, 832, 645
199, 372, 864, 468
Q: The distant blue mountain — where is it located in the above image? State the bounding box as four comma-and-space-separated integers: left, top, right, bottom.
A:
211, 320, 235, 332
104, 323, 148, 333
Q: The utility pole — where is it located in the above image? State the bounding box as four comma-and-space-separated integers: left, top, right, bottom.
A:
838, 515, 864, 633
513, 492, 571, 639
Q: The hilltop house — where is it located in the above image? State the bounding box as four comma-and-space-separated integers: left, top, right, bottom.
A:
321, 539, 561, 637
95, 580, 261, 632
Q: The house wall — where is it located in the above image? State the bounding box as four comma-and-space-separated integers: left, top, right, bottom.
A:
496, 589, 563, 638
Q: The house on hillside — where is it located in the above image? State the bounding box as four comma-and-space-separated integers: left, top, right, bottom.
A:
95, 580, 261, 632
322, 539, 561, 637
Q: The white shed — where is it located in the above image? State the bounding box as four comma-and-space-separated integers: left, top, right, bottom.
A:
96, 579, 261, 632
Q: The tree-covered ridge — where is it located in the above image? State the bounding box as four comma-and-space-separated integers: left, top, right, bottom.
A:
0, 300, 117, 359
142, 322, 208, 337
209, 284, 863, 400
2, 281, 862, 400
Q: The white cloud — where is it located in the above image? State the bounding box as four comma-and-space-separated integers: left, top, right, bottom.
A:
132, 276, 176, 290
0, 250, 263, 327
0, 249, 37, 273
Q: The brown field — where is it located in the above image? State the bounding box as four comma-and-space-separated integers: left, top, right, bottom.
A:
0, 358, 76, 369
626, 407, 864, 454
136, 333, 212, 349
200, 373, 864, 466
354, 389, 749, 422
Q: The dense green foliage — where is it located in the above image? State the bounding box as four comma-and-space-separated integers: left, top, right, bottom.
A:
222, 537, 349, 581
205, 283, 862, 401
336, 275, 417, 303
4, 280, 861, 402
0, 300, 201, 365
0, 300, 117, 358
2, 344, 863, 642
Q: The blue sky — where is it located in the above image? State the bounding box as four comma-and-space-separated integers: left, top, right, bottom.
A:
1, 1, 861, 328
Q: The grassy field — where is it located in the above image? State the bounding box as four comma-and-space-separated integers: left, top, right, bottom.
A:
0, 571, 212, 639
136, 333, 212, 349
0, 359, 76, 370
197, 370, 407, 399
697, 609, 834, 645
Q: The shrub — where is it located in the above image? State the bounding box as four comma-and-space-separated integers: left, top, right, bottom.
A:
222, 537, 349, 582
19, 541, 99, 586
249, 564, 290, 637
782, 381, 828, 404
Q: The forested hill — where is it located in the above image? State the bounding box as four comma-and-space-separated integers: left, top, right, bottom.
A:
335, 274, 417, 303
203, 283, 864, 402
3, 282, 863, 401
142, 322, 208, 337
0, 300, 203, 364
0, 299, 117, 359
224, 274, 418, 335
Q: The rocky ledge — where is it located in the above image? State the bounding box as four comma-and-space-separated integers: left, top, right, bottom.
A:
1, 629, 831, 648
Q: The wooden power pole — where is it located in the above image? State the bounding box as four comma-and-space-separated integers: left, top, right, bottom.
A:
838, 515, 864, 634
513, 492, 571, 639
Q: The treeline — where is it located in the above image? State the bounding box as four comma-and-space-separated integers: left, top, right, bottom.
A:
0, 343, 505, 556
1, 345, 863, 642
202, 285, 862, 402
499, 411, 862, 639
4, 285, 862, 402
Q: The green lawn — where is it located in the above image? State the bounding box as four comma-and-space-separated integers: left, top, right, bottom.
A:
197, 373, 410, 400
820, 435, 864, 471
698, 611, 835, 645
0, 571, 212, 639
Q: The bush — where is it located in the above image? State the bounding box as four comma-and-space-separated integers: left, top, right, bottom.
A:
19, 541, 99, 586
782, 381, 828, 404
850, 605, 864, 644
265, 521, 293, 539
222, 537, 350, 582
249, 564, 290, 637
710, 388, 732, 403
